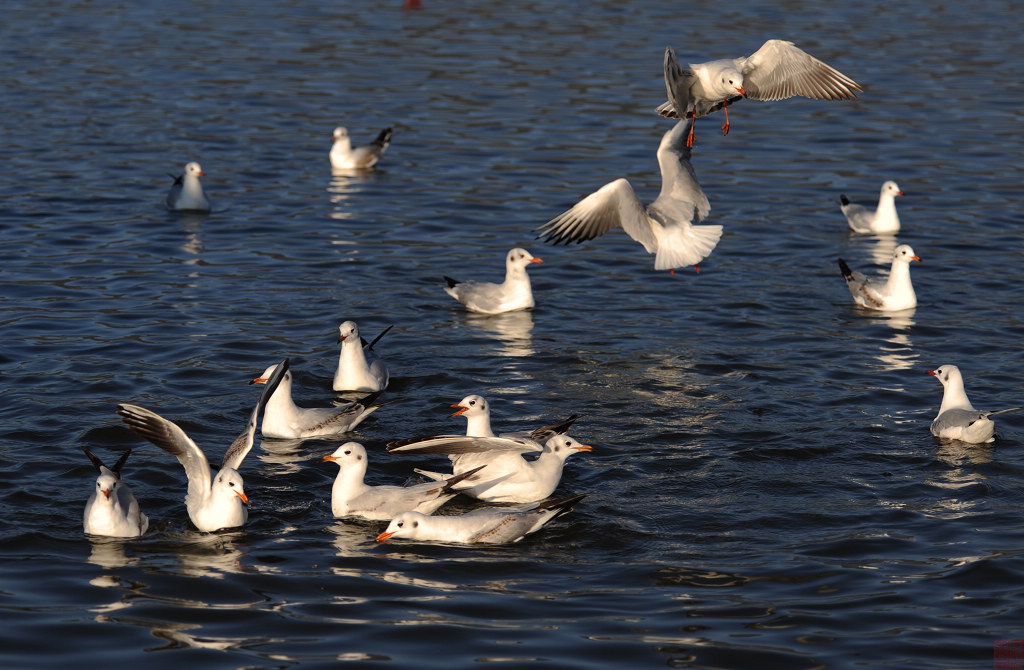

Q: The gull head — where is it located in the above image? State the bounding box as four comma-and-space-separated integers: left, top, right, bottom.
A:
451, 394, 488, 418
95, 473, 119, 501
506, 248, 543, 268
337, 320, 360, 344
882, 180, 905, 197
215, 468, 249, 506
377, 511, 426, 543
323, 441, 366, 468
184, 162, 205, 178
893, 244, 921, 264
927, 365, 961, 389
332, 127, 349, 142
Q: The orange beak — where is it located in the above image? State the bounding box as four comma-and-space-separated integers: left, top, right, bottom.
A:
911, 255, 921, 262
250, 376, 268, 385
574, 444, 594, 453
376, 530, 395, 543
450, 404, 469, 417
235, 490, 250, 506
736, 87, 746, 96
322, 454, 338, 463
530, 257, 544, 264
101, 489, 111, 500
927, 370, 938, 376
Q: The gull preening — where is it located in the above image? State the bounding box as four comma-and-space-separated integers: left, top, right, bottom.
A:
166, 161, 211, 212
376, 493, 586, 545
444, 248, 543, 314
333, 321, 391, 393
252, 362, 385, 439
115, 358, 288, 532
659, 40, 862, 147
927, 365, 1020, 443
838, 244, 920, 311
841, 181, 904, 234
330, 126, 392, 170
81, 447, 149, 538
322, 441, 484, 520
536, 119, 721, 274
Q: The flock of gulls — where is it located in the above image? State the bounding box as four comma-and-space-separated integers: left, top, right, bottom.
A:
86, 40, 1017, 544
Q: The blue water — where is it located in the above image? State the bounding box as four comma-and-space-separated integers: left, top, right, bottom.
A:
2, 1, 1023, 668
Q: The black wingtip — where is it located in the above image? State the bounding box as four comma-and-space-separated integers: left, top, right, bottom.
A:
840, 194, 850, 206
443, 276, 460, 288
111, 449, 132, 476
81, 446, 105, 473
837, 258, 854, 281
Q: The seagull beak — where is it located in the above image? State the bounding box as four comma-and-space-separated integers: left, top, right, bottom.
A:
376, 530, 395, 543
897, 190, 905, 196
235, 490, 250, 506
450, 405, 469, 417
911, 255, 921, 262
736, 86, 746, 96
198, 171, 206, 177
337, 334, 347, 343
322, 454, 338, 463
529, 257, 544, 264
574, 444, 593, 453
101, 489, 112, 499
927, 370, 938, 376
250, 376, 268, 385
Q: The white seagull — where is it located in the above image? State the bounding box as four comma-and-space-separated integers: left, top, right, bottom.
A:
841, 181, 904, 234
165, 161, 211, 212
333, 321, 391, 393
322, 441, 485, 521
115, 358, 288, 532
81, 447, 149, 538
376, 493, 586, 545
837, 244, 920, 311
659, 40, 862, 147
927, 365, 1020, 443
388, 428, 592, 504
536, 118, 721, 274
444, 248, 543, 315
330, 126, 392, 170
251, 362, 385, 439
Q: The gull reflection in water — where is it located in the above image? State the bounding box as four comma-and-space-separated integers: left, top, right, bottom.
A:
177, 211, 208, 258
460, 311, 535, 358
169, 531, 247, 578
327, 171, 374, 220
257, 437, 309, 476
869, 234, 899, 268
86, 537, 141, 571
327, 519, 381, 561
865, 308, 918, 372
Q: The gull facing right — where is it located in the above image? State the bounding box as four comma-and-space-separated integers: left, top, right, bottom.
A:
444, 248, 543, 314
841, 181, 904, 234
837, 244, 920, 311
927, 365, 1020, 443
659, 40, 862, 147
536, 119, 721, 274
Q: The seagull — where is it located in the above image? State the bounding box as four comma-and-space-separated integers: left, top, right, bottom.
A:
322, 441, 485, 520
333, 321, 391, 393
659, 40, 862, 147
837, 244, 920, 311
330, 126, 392, 170
376, 493, 586, 545
165, 162, 211, 212
115, 358, 289, 532
841, 181, 904, 234
388, 428, 592, 504
536, 118, 721, 274
443, 248, 543, 314
927, 365, 1020, 443
81, 447, 149, 538
251, 362, 385, 439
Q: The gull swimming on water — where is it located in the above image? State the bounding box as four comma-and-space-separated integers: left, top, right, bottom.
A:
536, 118, 721, 274
838, 244, 920, 311
330, 126, 392, 170
165, 161, 211, 212
927, 364, 1020, 443
444, 248, 543, 314
322, 441, 484, 520
659, 40, 862, 147
252, 362, 385, 439
841, 181, 904, 234
333, 321, 391, 393
376, 493, 586, 545
115, 358, 288, 532
81, 447, 149, 538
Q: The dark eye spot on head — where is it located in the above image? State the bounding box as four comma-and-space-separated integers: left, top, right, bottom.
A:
357, 455, 363, 461
412, 521, 419, 528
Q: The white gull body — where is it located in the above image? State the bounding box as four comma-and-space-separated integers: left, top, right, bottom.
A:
82, 447, 149, 538
165, 161, 211, 212
927, 365, 1019, 443
841, 181, 904, 234
333, 321, 390, 392
376, 493, 586, 545
323, 441, 483, 521
444, 248, 543, 314
330, 126, 392, 170
659, 40, 862, 146
253, 362, 384, 439
536, 119, 721, 273
838, 244, 920, 311
115, 359, 288, 532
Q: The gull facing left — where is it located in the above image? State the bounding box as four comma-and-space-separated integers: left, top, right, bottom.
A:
444, 248, 543, 314
82, 447, 149, 538
333, 321, 390, 393
376, 493, 586, 545
927, 365, 1020, 443
330, 126, 392, 170
116, 358, 288, 532
536, 119, 721, 274
838, 244, 920, 311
